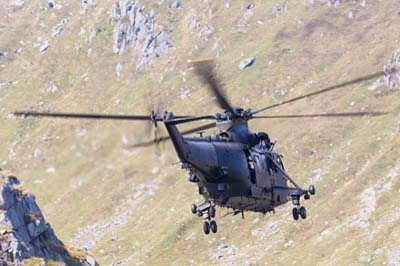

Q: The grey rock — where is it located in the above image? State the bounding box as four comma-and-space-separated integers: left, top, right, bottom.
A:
170, 1, 182, 8
27, 220, 47, 238
115, 62, 123, 77
239, 57, 256, 69
247, 3, 255, 9
384, 49, 400, 90
52, 18, 68, 37
81, 0, 94, 14
82, 0, 95, 6
39, 41, 50, 54
0, 171, 98, 265
328, 0, 340, 6
199, 26, 214, 38
9, 0, 24, 8
187, 15, 200, 31
47, 84, 58, 93
22, 60, 32, 69
272, 4, 284, 15
0, 51, 7, 58
13, 48, 23, 54
112, 1, 172, 70
136, 31, 172, 70
89, 28, 101, 42
86, 255, 99, 266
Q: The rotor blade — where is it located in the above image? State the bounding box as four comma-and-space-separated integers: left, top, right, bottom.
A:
251, 111, 389, 119
192, 59, 235, 114
13, 111, 189, 121
251, 71, 384, 115
168, 115, 217, 125
130, 122, 216, 148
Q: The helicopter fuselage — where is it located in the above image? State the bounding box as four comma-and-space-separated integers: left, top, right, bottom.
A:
183, 136, 291, 213
164, 113, 299, 214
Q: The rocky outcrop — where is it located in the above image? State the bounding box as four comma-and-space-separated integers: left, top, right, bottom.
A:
384, 49, 400, 90
111, 1, 173, 70
0, 170, 98, 266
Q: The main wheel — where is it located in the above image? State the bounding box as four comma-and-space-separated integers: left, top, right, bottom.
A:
191, 204, 197, 214
309, 185, 316, 195
299, 206, 307, 219
292, 207, 299, 221
209, 207, 216, 218
203, 221, 210, 234
210, 220, 218, 233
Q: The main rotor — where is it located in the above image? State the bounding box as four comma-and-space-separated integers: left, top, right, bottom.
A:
13, 59, 388, 147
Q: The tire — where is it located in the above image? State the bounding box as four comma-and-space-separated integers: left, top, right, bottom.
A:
309, 185, 316, 195
299, 206, 307, 219
209, 207, 216, 218
210, 220, 218, 233
191, 204, 197, 214
292, 207, 299, 221
203, 221, 210, 234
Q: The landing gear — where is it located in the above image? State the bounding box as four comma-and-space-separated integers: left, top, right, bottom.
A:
209, 206, 216, 218
203, 221, 210, 234
191, 201, 218, 234
191, 204, 197, 214
299, 206, 307, 219
292, 206, 307, 220
188, 172, 199, 183
309, 185, 316, 195
210, 220, 217, 233
292, 207, 299, 220
291, 196, 307, 221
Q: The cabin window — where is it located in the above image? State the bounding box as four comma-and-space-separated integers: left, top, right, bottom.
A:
244, 150, 256, 184
268, 158, 278, 174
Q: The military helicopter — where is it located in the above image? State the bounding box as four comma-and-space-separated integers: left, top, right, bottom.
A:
14, 60, 387, 235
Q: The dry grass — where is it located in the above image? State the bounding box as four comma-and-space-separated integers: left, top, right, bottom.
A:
0, 0, 399, 265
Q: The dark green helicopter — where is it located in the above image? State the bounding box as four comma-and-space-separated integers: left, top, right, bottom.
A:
14, 60, 387, 235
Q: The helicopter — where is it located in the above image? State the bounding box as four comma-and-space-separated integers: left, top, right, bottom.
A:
14, 60, 387, 235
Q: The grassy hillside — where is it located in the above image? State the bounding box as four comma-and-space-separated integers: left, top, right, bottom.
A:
1, 0, 400, 265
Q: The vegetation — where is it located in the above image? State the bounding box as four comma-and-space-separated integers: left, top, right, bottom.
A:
0, 0, 399, 265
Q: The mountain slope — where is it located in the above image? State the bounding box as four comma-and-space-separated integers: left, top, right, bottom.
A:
1, 0, 400, 265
